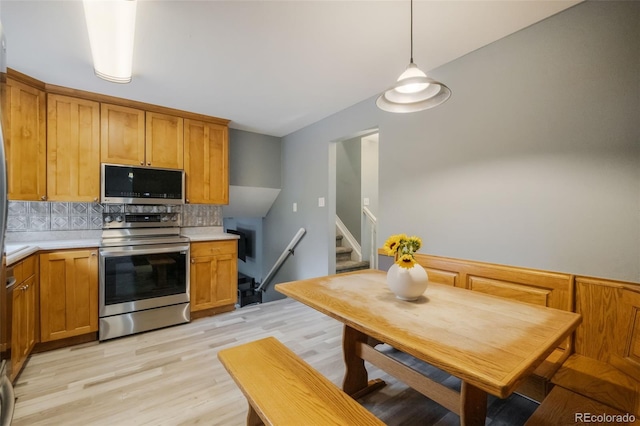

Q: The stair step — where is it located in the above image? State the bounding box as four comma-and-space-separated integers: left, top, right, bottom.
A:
336, 246, 352, 255
336, 235, 344, 247
336, 260, 370, 274
336, 246, 353, 262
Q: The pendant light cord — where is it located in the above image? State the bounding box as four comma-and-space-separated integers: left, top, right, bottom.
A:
410, 0, 414, 64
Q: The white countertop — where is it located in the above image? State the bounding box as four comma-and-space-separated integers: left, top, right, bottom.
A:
5, 227, 238, 265
181, 226, 240, 241
5, 239, 102, 266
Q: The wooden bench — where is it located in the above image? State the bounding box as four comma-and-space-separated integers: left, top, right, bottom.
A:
217, 336, 384, 426
527, 276, 640, 424
550, 277, 640, 416
525, 386, 638, 425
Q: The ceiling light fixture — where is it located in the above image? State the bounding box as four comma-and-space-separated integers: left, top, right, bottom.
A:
376, 0, 451, 113
83, 0, 137, 84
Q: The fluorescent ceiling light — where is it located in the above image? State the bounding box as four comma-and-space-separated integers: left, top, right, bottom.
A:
83, 0, 137, 83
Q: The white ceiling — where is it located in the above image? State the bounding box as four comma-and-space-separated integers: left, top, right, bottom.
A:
1, 0, 579, 137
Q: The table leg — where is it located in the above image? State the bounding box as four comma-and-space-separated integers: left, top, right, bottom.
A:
342, 325, 386, 398
460, 381, 488, 426
342, 325, 369, 395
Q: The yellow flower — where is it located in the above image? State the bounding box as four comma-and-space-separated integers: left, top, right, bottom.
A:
386, 233, 423, 268
407, 236, 422, 252
397, 253, 416, 269
383, 234, 404, 256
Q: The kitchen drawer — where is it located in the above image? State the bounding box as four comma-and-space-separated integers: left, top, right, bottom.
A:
13, 254, 37, 284
190, 240, 237, 257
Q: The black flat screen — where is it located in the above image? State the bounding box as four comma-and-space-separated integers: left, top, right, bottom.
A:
104, 165, 183, 200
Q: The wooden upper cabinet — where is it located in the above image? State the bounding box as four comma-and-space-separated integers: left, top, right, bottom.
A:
146, 112, 184, 169
100, 103, 145, 166
47, 94, 101, 202
184, 119, 229, 204
3, 77, 47, 201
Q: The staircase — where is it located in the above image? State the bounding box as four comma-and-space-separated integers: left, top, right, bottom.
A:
335, 234, 369, 273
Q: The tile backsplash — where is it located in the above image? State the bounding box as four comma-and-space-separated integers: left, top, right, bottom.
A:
7, 201, 222, 232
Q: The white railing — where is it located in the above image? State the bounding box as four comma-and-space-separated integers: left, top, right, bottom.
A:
255, 228, 306, 293
336, 215, 361, 261
362, 206, 377, 269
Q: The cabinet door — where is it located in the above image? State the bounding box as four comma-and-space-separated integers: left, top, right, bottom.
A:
25, 275, 38, 356
145, 112, 183, 169
3, 78, 46, 201
190, 242, 237, 311
184, 119, 229, 204
101, 103, 145, 166
10, 256, 38, 382
47, 94, 101, 202
11, 280, 27, 378
40, 249, 99, 342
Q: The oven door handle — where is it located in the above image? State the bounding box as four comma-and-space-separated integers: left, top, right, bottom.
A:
99, 243, 190, 257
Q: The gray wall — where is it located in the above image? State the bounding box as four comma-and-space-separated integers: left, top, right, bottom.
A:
229, 129, 281, 188
226, 130, 281, 301
262, 1, 640, 300
336, 136, 362, 242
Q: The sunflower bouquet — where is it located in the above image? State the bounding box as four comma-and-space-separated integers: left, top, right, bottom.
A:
383, 234, 422, 269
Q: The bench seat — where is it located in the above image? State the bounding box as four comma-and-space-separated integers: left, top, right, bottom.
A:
525, 386, 639, 425
218, 336, 384, 426
552, 354, 640, 417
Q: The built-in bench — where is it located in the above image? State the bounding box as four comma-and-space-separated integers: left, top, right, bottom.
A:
217, 336, 384, 426
525, 386, 638, 425
385, 251, 640, 418
543, 277, 640, 419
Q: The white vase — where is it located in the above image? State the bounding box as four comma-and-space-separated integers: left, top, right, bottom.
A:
386, 263, 429, 301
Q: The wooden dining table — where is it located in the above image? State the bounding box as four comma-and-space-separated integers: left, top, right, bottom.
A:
275, 269, 582, 426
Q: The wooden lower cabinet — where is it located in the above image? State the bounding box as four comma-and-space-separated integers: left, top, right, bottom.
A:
10, 255, 39, 381
190, 241, 237, 313
39, 249, 99, 342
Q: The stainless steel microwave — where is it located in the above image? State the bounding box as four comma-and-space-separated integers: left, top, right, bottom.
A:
101, 163, 185, 205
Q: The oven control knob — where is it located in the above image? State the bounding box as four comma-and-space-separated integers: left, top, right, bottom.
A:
171, 215, 178, 222
161, 215, 169, 222
115, 215, 124, 223
104, 215, 113, 223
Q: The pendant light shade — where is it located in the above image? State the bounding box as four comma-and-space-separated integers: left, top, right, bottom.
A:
377, 0, 450, 113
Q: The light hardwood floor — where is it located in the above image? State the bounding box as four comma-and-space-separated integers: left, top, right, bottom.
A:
12, 298, 538, 425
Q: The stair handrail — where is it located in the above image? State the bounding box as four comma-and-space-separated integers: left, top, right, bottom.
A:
362, 206, 377, 225
255, 227, 306, 293
362, 206, 377, 269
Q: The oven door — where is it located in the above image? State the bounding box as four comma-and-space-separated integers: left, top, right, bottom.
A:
99, 243, 190, 317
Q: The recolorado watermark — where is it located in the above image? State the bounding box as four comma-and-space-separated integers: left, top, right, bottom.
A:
575, 412, 636, 423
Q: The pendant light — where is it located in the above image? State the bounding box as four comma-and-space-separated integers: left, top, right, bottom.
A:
376, 0, 451, 113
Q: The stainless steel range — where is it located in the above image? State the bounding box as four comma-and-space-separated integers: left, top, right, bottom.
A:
99, 205, 190, 341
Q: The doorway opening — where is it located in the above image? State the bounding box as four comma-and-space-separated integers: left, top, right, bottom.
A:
328, 129, 379, 274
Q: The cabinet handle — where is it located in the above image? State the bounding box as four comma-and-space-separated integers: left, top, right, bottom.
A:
94, 197, 98, 202
186, 199, 189, 204
41, 195, 47, 201
191, 259, 195, 264
91, 252, 97, 257
147, 162, 151, 166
